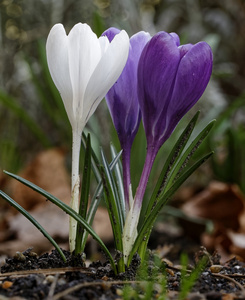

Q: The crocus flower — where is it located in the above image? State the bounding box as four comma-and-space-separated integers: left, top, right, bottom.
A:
123, 31, 213, 260
46, 23, 129, 251
103, 27, 151, 213
135, 31, 213, 208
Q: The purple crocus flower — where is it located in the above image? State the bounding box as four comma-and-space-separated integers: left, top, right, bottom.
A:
123, 31, 212, 260
134, 31, 213, 210
103, 28, 151, 213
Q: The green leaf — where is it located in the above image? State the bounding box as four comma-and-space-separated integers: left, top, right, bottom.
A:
80, 149, 123, 251
178, 253, 208, 300
138, 111, 201, 260
144, 111, 200, 221
100, 150, 125, 272
101, 149, 124, 231
110, 144, 125, 222
163, 119, 216, 193
0, 190, 66, 262
75, 134, 92, 254
128, 151, 214, 265
137, 119, 215, 259
3, 171, 117, 274
81, 132, 101, 183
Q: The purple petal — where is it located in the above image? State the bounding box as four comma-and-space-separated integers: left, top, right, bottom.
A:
102, 27, 120, 42
104, 29, 151, 147
138, 32, 213, 150
138, 31, 181, 146
163, 42, 213, 140
170, 32, 180, 46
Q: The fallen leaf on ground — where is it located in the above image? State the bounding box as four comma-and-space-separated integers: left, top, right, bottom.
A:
181, 181, 245, 260
11, 148, 71, 210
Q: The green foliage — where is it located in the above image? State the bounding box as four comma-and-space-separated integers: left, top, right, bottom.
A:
178, 254, 208, 300
207, 94, 245, 193
128, 113, 215, 266
0, 190, 66, 262
122, 252, 207, 300
122, 253, 167, 300
1, 169, 118, 273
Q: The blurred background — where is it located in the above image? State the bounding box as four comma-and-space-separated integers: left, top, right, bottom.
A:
0, 0, 245, 260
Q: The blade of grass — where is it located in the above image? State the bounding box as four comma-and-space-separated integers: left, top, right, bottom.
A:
143, 111, 201, 221
138, 112, 201, 259
100, 164, 124, 272
110, 143, 125, 222
0, 190, 66, 261
101, 149, 123, 232
81, 132, 101, 183
3, 171, 117, 273
163, 120, 216, 192
80, 149, 123, 250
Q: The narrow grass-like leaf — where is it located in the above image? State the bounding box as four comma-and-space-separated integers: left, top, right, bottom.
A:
128, 152, 214, 265
100, 160, 124, 272
138, 112, 201, 259
81, 132, 101, 183
75, 134, 92, 254
163, 120, 216, 192
101, 149, 124, 232
0, 90, 51, 147
179, 254, 208, 300
80, 150, 123, 250
0, 190, 66, 262
110, 144, 125, 222
144, 111, 200, 220
3, 171, 117, 273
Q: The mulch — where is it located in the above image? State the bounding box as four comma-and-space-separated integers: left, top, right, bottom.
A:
1, 246, 245, 300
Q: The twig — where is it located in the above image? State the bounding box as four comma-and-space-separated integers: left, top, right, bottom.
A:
0, 267, 92, 280
46, 273, 59, 300
212, 273, 245, 295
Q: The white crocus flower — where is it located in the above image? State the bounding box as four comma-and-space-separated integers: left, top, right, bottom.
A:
46, 23, 129, 251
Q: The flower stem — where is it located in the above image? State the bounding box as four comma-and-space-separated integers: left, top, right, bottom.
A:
122, 145, 133, 213
122, 145, 157, 263
134, 146, 157, 210
69, 129, 82, 252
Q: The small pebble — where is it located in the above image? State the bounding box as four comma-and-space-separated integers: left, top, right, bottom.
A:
116, 288, 123, 296
45, 275, 55, 284
28, 251, 38, 257
210, 265, 223, 273
166, 268, 175, 276
162, 258, 173, 267
1, 281, 13, 289
14, 252, 26, 262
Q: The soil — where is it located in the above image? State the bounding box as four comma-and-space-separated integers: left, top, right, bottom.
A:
1, 242, 245, 300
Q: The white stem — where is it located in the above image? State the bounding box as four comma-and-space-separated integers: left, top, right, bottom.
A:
122, 202, 140, 264
69, 129, 81, 252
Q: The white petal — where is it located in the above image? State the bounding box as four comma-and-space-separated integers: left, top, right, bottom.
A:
83, 30, 130, 123
46, 24, 74, 126
98, 35, 109, 55
67, 23, 102, 123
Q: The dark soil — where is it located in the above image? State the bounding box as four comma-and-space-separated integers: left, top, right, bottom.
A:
1, 246, 245, 300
